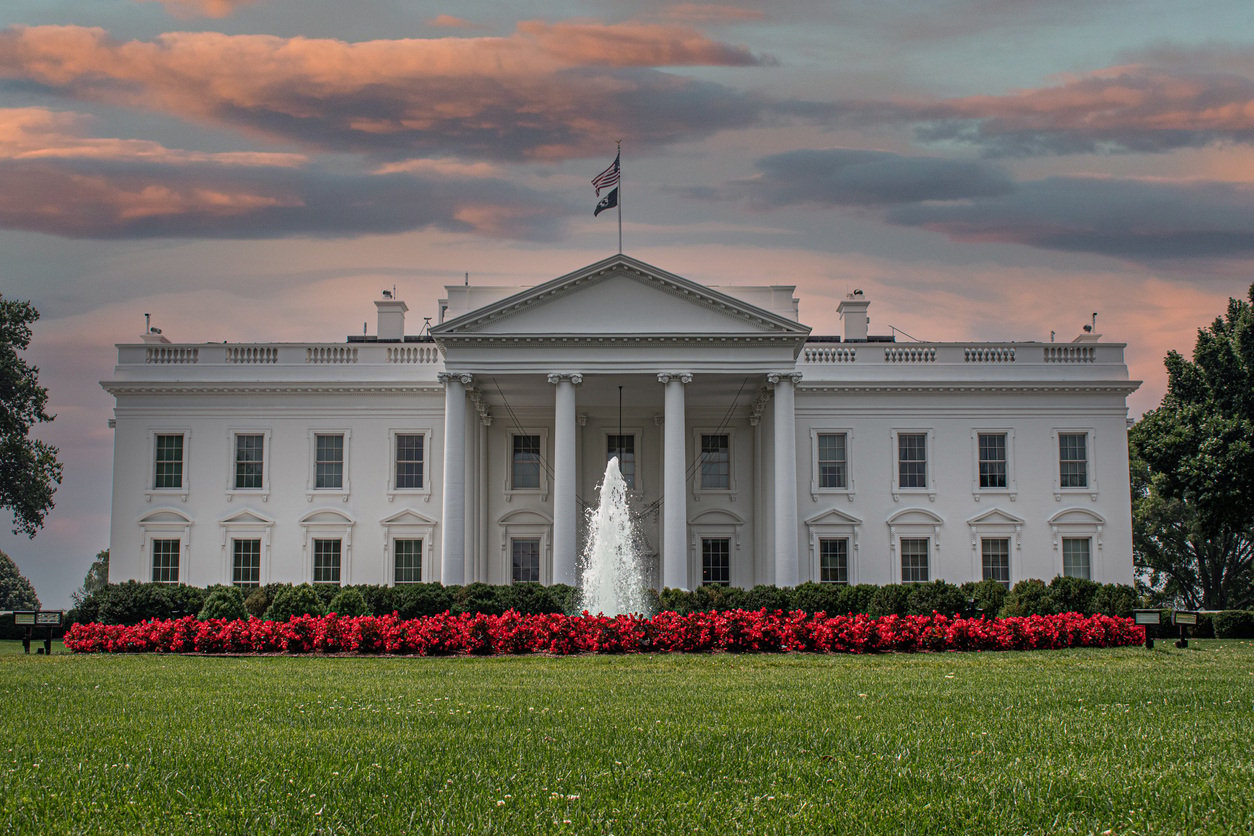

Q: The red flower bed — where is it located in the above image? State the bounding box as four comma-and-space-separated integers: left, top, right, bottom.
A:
63, 610, 1142, 656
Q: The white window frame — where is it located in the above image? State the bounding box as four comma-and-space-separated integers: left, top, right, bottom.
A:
299, 508, 354, 584
219, 508, 275, 587
965, 508, 1023, 589
498, 510, 552, 585
138, 507, 193, 585
1052, 428, 1098, 501
687, 510, 745, 589
1049, 508, 1105, 579
226, 428, 271, 502
810, 428, 855, 501
307, 429, 351, 502
380, 508, 437, 586
891, 428, 935, 501
387, 428, 433, 502
146, 428, 191, 502
230, 537, 264, 590
898, 537, 931, 584
692, 428, 736, 500
604, 428, 643, 494
699, 536, 733, 587
887, 507, 943, 583
1061, 537, 1093, 580
805, 508, 862, 585
970, 428, 1016, 501
505, 430, 549, 501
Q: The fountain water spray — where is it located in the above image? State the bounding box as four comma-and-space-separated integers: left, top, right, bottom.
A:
580, 457, 650, 615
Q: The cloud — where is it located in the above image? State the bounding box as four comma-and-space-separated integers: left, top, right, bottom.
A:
0, 23, 778, 161
710, 148, 1013, 207
911, 59, 1254, 156
0, 109, 566, 240
887, 176, 1254, 260
137, 0, 258, 19
656, 5, 767, 24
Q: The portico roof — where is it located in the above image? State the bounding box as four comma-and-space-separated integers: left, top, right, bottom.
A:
430, 254, 811, 375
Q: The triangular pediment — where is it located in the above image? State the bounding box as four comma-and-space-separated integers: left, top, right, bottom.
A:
219, 508, 275, 526
805, 508, 863, 527
380, 508, 437, 527
432, 255, 809, 341
966, 508, 1025, 527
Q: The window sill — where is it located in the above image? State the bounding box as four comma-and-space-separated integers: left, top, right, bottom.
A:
891, 489, 935, 503
387, 489, 432, 503
810, 488, 856, 502
145, 489, 188, 503
227, 489, 269, 503
972, 490, 1017, 502
306, 490, 351, 503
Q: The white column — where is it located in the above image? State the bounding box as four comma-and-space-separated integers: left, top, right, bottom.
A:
659, 372, 692, 590
769, 372, 802, 587
439, 372, 471, 585
548, 373, 582, 586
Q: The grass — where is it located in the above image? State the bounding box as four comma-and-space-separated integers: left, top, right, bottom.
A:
1, 641, 1251, 834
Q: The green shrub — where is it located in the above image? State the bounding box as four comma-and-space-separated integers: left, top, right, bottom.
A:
393, 583, 453, 618
1001, 579, 1054, 617
739, 584, 792, 612
244, 585, 283, 619
1090, 583, 1138, 618
906, 581, 967, 616
326, 587, 369, 616
691, 585, 743, 612
97, 581, 206, 625
791, 582, 843, 615
547, 583, 582, 615
263, 584, 326, 621
312, 584, 339, 610
453, 582, 503, 615
961, 580, 1008, 618
198, 586, 247, 621
1048, 576, 1101, 614
352, 585, 395, 616
1213, 610, 1254, 639
658, 587, 694, 614
868, 584, 912, 617
498, 582, 562, 615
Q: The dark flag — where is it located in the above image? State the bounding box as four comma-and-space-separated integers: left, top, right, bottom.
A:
591, 153, 620, 195
594, 187, 618, 217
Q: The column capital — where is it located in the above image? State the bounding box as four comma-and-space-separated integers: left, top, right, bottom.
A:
437, 372, 473, 386
546, 372, 584, 385
657, 372, 693, 385
766, 371, 802, 387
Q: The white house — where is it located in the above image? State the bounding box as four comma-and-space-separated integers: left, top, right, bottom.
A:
103, 254, 1140, 591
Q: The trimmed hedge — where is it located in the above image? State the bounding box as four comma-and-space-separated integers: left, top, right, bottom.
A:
65, 577, 1144, 625
1213, 610, 1254, 639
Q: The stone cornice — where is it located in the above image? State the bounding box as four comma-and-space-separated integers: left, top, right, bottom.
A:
101, 381, 445, 396
797, 381, 1142, 395
434, 333, 805, 348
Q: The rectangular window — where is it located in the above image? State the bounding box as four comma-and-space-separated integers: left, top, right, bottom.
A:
232, 538, 261, 589
151, 538, 180, 584
315, 434, 344, 489
701, 538, 731, 586
900, 538, 929, 583
1059, 433, 1089, 488
700, 434, 730, 490
153, 434, 184, 489
817, 433, 848, 489
607, 434, 636, 490
898, 433, 927, 489
819, 538, 849, 584
1062, 537, 1091, 580
395, 434, 425, 490
312, 538, 341, 585
981, 538, 1010, 589
511, 538, 541, 583
394, 538, 423, 584
978, 433, 1007, 489
511, 435, 541, 490
234, 434, 264, 490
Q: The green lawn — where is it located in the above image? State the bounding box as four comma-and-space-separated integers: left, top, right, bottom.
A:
1, 641, 1251, 834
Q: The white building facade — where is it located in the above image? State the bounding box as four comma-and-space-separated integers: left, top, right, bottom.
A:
103, 255, 1140, 591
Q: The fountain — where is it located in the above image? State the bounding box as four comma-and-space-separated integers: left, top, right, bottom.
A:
580, 457, 651, 615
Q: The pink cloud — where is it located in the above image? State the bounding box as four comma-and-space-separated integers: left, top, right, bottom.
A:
0, 23, 771, 160
138, 0, 258, 19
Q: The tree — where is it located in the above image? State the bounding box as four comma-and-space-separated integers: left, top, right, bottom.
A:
73, 548, 109, 605
1130, 283, 1254, 609
1, 295, 62, 536
0, 548, 40, 610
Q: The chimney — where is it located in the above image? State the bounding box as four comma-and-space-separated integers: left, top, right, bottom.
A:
837, 290, 869, 342
375, 297, 408, 341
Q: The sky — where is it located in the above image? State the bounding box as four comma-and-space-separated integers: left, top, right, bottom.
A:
3, 0, 1253, 606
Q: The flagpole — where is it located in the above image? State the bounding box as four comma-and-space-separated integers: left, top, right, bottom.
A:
616, 140, 623, 254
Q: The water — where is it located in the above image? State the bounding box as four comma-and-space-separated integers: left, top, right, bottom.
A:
580, 457, 650, 616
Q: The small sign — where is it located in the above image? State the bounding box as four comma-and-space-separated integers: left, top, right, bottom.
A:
35, 611, 62, 626
1133, 609, 1161, 626
1173, 610, 1199, 626
14, 612, 35, 626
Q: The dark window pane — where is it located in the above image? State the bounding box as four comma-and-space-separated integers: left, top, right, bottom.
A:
607, 434, 636, 489
234, 434, 264, 489
978, 433, 1007, 489
898, 433, 927, 489
313, 539, 341, 585
154, 434, 184, 489
511, 538, 540, 583
700, 434, 730, 490
232, 538, 261, 589
394, 539, 423, 584
900, 538, 929, 583
512, 435, 541, 490
981, 538, 1010, 588
395, 434, 424, 489
151, 538, 180, 584
817, 433, 847, 489
701, 538, 731, 586
819, 538, 849, 584
315, 434, 344, 489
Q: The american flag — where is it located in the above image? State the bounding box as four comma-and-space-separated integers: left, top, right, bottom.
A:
591, 152, 620, 195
